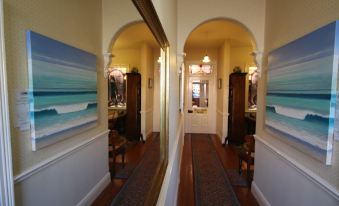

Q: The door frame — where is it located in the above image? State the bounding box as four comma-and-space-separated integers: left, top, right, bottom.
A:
184, 61, 217, 134
0, 0, 15, 205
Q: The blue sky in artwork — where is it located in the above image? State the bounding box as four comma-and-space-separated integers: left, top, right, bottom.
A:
267, 21, 338, 94
268, 21, 337, 70
27, 30, 96, 71
26, 31, 97, 91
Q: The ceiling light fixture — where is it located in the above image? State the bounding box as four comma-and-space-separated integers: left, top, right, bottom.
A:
202, 32, 211, 63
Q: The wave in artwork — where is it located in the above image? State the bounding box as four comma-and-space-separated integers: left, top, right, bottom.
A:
27, 30, 98, 150
265, 21, 339, 164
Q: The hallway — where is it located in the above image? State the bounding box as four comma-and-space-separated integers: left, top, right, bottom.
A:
178, 134, 258, 206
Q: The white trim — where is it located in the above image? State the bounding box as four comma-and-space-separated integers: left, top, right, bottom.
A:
216, 109, 228, 117
255, 134, 339, 200
0, 0, 15, 204
157, 116, 184, 206
14, 130, 109, 183
76, 172, 111, 206
251, 181, 271, 206
140, 108, 153, 114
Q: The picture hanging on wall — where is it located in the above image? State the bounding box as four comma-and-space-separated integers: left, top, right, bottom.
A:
265, 21, 339, 165
26, 30, 98, 151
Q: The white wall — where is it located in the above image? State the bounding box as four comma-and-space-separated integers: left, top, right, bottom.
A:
14, 132, 109, 206
151, 0, 183, 205
140, 43, 155, 139
153, 49, 161, 132
4, 0, 110, 205
254, 0, 339, 205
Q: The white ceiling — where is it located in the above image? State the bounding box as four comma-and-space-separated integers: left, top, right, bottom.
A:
184, 20, 254, 49
112, 22, 159, 50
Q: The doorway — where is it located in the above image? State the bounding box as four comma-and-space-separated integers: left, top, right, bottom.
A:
185, 63, 216, 134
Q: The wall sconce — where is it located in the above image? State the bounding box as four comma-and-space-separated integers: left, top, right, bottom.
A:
218, 78, 222, 89
177, 52, 186, 77
251, 51, 263, 78
103, 53, 114, 78
148, 78, 153, 88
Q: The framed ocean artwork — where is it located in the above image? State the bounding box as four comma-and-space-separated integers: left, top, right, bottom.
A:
265, 21, 339, 165
26, 31, 98, 151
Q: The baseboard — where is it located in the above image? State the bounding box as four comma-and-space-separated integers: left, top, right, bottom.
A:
251, 180, 271, 206
77, 172, 111, 206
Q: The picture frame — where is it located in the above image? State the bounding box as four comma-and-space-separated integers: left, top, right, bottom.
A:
26, 30, 98, 151
265, 21, 339, 165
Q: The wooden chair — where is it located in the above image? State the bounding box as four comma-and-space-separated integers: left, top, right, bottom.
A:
109, 130, 127, 175
238, 135, 255, 186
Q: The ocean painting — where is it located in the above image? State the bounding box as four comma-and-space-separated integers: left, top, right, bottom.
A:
265, 21, 339, 165
26, 31, 97, 151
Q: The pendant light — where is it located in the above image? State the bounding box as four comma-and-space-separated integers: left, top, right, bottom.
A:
202, 32, 211, 63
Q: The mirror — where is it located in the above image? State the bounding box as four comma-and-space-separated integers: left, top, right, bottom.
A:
192, 80, 209, 108
102, 0, 169, 205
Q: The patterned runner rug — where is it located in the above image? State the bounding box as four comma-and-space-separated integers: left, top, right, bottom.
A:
111, 134, 160, 206
191, 134, 240, 206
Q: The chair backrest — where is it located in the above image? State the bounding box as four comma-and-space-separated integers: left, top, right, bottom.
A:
109, 130, 120, 148
244, 135, 255, 154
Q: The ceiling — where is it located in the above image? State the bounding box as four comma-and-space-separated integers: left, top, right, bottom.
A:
184, 20, 254, 49
113, 20, 254, 51
112, 22, 159, 50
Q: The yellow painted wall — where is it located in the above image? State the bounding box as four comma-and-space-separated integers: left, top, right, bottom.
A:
110, 48, 141, 70
4, 0, 103, 176
230, 46, 255, 110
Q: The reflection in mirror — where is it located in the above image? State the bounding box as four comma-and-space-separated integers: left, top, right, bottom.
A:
192, 80, 209, 108
108, 65, 127, 107
93, 1, 169, 205
248, 66, 258, 110
102, 20, 166, 206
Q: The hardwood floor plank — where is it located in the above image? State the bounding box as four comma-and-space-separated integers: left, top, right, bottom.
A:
177, 134, 195, 206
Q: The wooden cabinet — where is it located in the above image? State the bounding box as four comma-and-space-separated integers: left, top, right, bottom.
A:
227, 73, 246, 145
125, 73, 142, 141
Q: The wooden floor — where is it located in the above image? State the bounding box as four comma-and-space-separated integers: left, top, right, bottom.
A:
93, 133, 258, 206
177, 134, 259, 206
92, 137, 152, 206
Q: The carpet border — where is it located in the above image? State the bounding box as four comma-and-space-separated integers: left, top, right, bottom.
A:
191, 134, 240, 206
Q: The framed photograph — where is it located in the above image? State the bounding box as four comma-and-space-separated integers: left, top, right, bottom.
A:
26, 31, 98, 151
265, 21, 339, 165
218, 78, 222, 89
148, 78, 153, 88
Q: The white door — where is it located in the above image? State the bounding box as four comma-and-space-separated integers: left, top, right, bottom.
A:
185, 76, 216, 134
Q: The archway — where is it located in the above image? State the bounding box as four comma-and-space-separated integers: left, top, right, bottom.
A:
182, 18, 259, 143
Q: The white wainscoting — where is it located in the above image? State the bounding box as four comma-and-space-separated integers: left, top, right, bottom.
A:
216, 109, 228, 144
14, 131, 110, 206
253, 135, 339, 206
141, 109, 153, 140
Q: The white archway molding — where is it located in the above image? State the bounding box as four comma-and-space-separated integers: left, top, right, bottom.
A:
102, 0, 142, 55
103, 20, 144, 78
178, 17, 264, 77
177, 0, 266, 72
